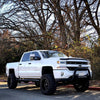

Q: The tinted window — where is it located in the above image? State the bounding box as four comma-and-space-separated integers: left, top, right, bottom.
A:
40, 51, 66, 58
31, 52, 41, 60
22, 52, 30, 62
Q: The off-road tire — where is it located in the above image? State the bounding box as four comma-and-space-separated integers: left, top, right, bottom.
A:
74, 79, 89, 92
40, 74, 56, 95
8, 74, 17, 89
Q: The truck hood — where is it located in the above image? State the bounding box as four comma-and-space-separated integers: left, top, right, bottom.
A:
60, 57, 87, 61
44, 56, 88, 61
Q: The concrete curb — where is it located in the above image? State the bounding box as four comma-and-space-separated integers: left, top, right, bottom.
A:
1, 80, 100, 91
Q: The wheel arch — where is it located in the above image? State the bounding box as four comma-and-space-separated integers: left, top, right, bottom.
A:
42, 66, 54, 76
9, 69, 15, 76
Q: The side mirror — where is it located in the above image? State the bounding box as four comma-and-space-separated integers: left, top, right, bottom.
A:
30, 54, 41, 60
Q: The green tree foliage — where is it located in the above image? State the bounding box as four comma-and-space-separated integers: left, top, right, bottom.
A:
0, 46, 24, 74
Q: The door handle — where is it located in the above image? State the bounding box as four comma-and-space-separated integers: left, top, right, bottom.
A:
19, 64, 22, 65
28, 63, 31, 64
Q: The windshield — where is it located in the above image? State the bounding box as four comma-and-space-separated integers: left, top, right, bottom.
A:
40, 51, 67, 58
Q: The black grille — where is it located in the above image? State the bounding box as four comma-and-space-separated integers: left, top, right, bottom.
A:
67, 67, 88, 71
66, 61, 88, 65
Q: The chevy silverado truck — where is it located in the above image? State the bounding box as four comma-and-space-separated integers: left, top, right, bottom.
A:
6, 50, 92, 95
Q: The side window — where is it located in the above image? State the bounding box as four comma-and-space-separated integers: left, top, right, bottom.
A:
31, 52, 41, 60
22, 52, 30, 62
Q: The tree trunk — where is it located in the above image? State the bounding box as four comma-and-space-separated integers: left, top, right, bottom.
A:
56, 2, 67, 48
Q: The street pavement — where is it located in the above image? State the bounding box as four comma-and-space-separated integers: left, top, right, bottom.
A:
0, 82, 100, 100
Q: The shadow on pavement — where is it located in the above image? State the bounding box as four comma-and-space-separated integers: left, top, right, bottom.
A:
0, 82, 100, 100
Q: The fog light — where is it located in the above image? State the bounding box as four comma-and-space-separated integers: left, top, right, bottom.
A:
61, 72, 64, 76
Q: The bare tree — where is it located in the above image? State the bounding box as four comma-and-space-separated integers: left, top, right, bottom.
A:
83, 0, 100, 35
59, 0, 88, 46
0, 0, 99, 49
0, 0, 56, 49
46, 0, 67, 48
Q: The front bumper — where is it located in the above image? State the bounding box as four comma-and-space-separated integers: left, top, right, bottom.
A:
55, 68, 91, 86
54, 67, 92, 83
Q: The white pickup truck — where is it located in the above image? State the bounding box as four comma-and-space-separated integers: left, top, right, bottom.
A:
6, 50, 92, 95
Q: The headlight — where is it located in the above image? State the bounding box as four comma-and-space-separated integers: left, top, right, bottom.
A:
57, 61, 66, 64
60, 61, 66, 64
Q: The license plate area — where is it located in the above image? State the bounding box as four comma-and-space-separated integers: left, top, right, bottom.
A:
76, 71, 88, 76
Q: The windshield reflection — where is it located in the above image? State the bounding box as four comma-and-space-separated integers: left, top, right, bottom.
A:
40, 51, 66, 58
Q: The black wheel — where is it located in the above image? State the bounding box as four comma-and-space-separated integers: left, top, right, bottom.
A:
74, 79, 89, 92
35, 81, 40, 87
40, 74, 56, 95
8, 74, 17, 89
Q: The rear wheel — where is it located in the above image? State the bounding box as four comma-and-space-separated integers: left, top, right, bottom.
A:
8, 74, 17, 89
74, 79, 89, 92
40, 74, 56, 95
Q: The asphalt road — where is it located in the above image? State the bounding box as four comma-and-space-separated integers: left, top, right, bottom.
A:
0, 82, 100, 100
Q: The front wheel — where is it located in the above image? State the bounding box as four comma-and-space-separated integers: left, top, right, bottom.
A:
8, 74, 17, 89
74, 79, 89, 92
40, 74, 56, 95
